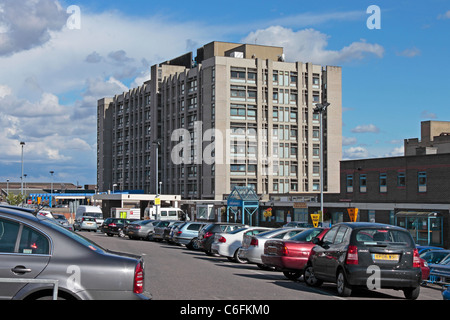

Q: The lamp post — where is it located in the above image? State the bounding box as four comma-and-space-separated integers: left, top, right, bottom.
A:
50, 171, 54, 208
314, 102, 331, 224
153, 139, 161, 219
20, 141, 25, 196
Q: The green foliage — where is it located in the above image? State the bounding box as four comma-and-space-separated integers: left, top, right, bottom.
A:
6, 193, 26, 206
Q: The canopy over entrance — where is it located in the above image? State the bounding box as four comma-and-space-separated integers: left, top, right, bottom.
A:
226, 186, 259, 226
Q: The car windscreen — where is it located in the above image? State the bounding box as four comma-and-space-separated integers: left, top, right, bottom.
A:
85, 212, 103, 218
289, 228, 323, 242
228, 227, 248, 234
354, 228, 414, 247
40, 219, 105, 252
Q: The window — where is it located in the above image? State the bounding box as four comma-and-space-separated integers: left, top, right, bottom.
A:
19, 226, 50, 255
398, 172, 406, 187
346, 174, 353, 193
379, 173, 387, 193
360, 174, 367, 193
418, 171, 427, 193
0, 218, 20, 253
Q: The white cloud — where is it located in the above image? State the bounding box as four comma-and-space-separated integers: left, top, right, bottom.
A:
343, 146, 370, 160
438, 10, 450, 20
351, 124, 380, 133
384, 146, 404, 158
241, 26, 384, 65
342, 136, 357, 146
421, 110, 437, 119
396, 47, 421, 58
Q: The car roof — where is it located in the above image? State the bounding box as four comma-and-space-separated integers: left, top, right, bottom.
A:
0, 205, 39, 221
333, 222, 407, 231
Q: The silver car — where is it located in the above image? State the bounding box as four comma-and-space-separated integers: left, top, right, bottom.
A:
74, 216, 97, 232
172, 221, 207, 249
240, 228, 307, 268
0, 205, 150, 300
126, 220, 159, 240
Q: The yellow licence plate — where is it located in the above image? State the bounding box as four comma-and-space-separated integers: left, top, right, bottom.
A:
372, 254, 399, 261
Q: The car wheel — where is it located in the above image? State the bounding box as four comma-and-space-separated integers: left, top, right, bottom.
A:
283, 271, 302, 281
233, 248, 247, 264
403, 286, 420, 300
146, 233, 154, 241
304, 265, 323, 287
336, 270, 352, 297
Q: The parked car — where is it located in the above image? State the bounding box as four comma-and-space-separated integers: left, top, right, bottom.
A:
420, 250, 450, 266
74, 216, 97, 232
153, 220, 181, 241
303, 222, 422, 299
159, 221, 184, 242
283, 221, 313, 228
261, 228, 328, 280
0, 205, 150, 300
198, 222, 246, 255
100, 218, 134, 237
52, 214, 72, 230
211, 226, 272, 263
172, 221, 207, 249
420, 258, 430, 283
417, 245, 444, 255
443, 285, 450, 300
240, 228, 307, 269
125, 220, 159, 240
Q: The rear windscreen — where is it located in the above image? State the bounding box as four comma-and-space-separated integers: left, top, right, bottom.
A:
354, 228, 414, 247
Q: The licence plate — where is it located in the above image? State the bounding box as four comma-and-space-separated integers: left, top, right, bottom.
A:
372, 254, 399, 262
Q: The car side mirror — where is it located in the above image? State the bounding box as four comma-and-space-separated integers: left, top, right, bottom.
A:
312, 237, 321, 245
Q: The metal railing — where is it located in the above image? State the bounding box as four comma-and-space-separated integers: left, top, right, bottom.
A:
0, 278, 59, 300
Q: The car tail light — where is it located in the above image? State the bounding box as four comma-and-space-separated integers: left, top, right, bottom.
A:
250, 238, 258, 246
204, 231, 213, 239
218, 236, 227, 243
413, 248, 421, 268
282, 245, 289, 256
177, 230, 182, 235
109, 223, 116, 227
346, 245, 359, 265
133, 262, 144, 294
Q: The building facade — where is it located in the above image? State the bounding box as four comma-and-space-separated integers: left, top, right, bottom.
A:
97, 41, 342, 201
318, 153, 450, 248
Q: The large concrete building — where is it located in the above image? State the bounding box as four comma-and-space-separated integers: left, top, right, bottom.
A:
97, 41, 342, 201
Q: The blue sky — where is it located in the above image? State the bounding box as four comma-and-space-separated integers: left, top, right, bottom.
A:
0, 0, 449, 186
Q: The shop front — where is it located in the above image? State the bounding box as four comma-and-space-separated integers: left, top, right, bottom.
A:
395, 211, 444, 247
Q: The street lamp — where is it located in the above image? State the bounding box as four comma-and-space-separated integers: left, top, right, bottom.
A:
152, 139, 161, 220
50, 171, 54, 208
20, 141, 25, 196
314, 101, 331, 224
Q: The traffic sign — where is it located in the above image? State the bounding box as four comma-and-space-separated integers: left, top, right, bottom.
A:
347, 208, 359, 222
311, 213, 320, 228
154, 197, 160, 205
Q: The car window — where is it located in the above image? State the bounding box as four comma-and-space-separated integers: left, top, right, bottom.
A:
334, 227, 349, 244
0, 218, 20, 253
354, 228, 414, 247
286, 230, 302, 238
289, 228, 323, 242
322, 227, 338, 245
18, 225, 50, 255
187, 223, 202, 231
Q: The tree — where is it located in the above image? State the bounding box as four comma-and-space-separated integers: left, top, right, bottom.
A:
6, 193, 26, 206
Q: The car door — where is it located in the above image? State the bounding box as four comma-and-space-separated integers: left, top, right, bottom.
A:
0, 217, 51, 299
312, 226, 338, 279
324, 226, 350, 276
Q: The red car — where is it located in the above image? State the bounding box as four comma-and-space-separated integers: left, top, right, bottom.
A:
261, 228, 328, 281
420, 258, 430, 282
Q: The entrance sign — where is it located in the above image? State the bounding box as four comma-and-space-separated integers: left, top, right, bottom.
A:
311, 213, 320, 228
347, 208, 359, 222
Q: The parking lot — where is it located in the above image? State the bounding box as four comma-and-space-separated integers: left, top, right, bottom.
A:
81, 231, 445, 301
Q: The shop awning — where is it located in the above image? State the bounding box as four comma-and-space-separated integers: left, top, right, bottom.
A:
395, 211, 440, 217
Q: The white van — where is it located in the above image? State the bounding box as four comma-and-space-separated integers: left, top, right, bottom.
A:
144, 206, 186, 221
75, 205, 104, 226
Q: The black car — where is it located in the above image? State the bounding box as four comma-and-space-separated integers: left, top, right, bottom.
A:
304, 222, 422, 299
198, 222, 246, 255
0, 205, 150, 300
100, 218, 134, 237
